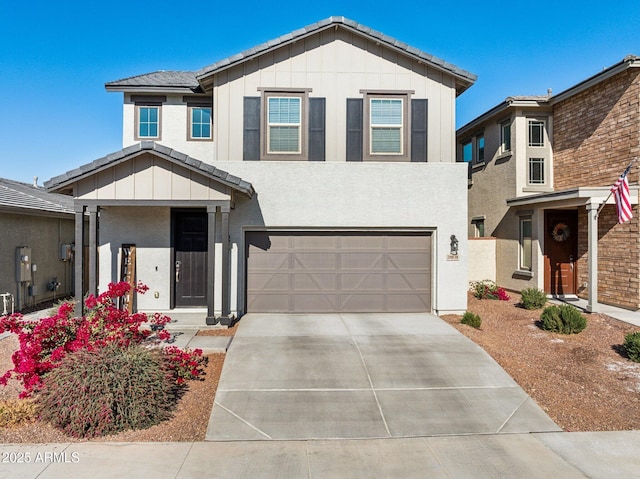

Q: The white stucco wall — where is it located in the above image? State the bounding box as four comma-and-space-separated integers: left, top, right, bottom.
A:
226, 161, 468, 314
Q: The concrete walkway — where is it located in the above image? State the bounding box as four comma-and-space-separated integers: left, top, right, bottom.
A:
206, 313, 559, 441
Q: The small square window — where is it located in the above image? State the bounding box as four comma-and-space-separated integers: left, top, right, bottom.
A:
501, 121, 511, 153
190, 107, 212, 140
528, 158, 545, 184
528, 120, 545, 147
138, 106, 160, 139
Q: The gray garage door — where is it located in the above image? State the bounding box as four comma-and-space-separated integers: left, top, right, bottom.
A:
246, 232, 431, 313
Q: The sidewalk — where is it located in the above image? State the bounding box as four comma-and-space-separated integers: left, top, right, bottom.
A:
550, 296, 640, 328
0, 431, 639, 478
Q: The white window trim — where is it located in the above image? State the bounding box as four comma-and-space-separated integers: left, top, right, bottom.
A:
519, 216, 533, 272
500, 120, 511, 154
369, 97, 404, 156
188, 106, 213, 141
527, 119, 545, 147
528, 157, 546, 185
267, 97, 302, 154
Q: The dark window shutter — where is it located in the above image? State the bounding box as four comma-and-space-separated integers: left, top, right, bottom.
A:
243, 97, 260, 161
411, 99, 428, 162
346, 98, 363, 162
308, 98, 326, 161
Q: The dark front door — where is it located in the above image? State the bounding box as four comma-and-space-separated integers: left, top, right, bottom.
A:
173, 210, 207, 307
544, 210, 577, 295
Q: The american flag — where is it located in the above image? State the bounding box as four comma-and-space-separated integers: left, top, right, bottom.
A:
611, 163, 633, 223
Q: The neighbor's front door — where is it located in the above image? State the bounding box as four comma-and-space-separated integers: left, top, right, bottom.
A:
173, 210, 207, 307
544, 210, 577, 295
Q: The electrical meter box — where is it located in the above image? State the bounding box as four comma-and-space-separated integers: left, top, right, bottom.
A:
16, 247, 32, 282
60, 244, 73, 261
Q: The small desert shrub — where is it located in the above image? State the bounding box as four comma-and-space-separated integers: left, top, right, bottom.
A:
470, 280, 510, 301
461, 311, 482, 329
37, 344, 178, 438
540, 304, 587, 334
520, 288, 547, 310
0, 399, 38, 427
624, 332, 640, 362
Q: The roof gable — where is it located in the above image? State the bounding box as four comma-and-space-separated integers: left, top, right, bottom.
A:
196, 17, 476, 95
106, 17, 476, 97
44, 142, 254, 198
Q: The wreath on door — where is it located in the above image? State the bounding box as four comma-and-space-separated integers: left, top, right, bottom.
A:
551, 222, 570, 242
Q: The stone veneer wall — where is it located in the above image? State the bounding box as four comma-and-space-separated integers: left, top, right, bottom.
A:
555, 68, 640, 309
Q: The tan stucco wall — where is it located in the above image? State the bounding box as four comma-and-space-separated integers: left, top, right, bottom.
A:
468, 238, 496, 283
0, 212, 74, 310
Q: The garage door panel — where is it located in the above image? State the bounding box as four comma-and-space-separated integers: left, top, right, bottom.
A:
292, 273, 337, 291
246, 232, 431, 313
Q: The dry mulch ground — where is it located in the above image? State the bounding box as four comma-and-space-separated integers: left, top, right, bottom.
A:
442, 292, 640, 432
0, 334, 225, 443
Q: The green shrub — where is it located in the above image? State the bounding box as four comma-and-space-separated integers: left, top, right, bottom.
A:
37, 344, 178, 438
540, 304, 587, 334
461, 311, 482, 329
0, 399, 38, 427
624, 332, 640, 362
520, 288, 547, 310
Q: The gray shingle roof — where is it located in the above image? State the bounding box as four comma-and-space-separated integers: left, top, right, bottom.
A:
105, 17, 476, 95
44, 142, 254, 198
105, 71, 200, 92
196, 17, 477, 91
0, 178, 74, 215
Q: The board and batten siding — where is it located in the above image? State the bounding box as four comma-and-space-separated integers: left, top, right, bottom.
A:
213, 28, 456, 164
75, 154, 231, 201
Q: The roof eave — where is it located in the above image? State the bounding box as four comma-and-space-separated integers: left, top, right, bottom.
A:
457, 97, 551, 137
550, 55, 640, 104
105, 85, 202, 94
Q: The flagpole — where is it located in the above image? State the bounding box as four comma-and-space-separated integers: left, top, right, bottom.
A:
595, 158, 637, 220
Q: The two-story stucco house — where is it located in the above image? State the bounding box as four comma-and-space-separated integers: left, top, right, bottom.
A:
458, 55, 640, 312
45, 17, 476, 324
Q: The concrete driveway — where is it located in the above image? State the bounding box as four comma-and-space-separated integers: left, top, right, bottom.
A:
206, 313, 560, 441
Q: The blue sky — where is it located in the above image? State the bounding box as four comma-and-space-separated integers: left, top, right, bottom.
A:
2, 0, 639, 184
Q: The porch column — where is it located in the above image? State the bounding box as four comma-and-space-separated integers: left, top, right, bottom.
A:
73, 204, 85, 317
220, 205, 231, 324
586, 201, 599, 313
87, 205, 98, 298
206, 206, 217, 325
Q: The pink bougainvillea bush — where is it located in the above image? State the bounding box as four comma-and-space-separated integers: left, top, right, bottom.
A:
470, 280, 511, 302
0, 282, 205, 398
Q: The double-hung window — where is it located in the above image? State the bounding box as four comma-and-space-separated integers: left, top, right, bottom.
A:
527, 119, 547, 185
267, 96, 302, 154
370, 98, 403, 155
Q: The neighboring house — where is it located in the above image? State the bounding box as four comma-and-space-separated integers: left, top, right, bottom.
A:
458, 55, 640, 312
0, 177, 75, 312
45, 16, 476, 324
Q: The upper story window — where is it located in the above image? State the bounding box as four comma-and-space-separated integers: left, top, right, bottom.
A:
132, 95, 165, 141
528, 157, 545, 184
528, 119, 545, 147
138, 106, 160, 139
462, 140, 473, 163
370, 98, 403, 155
267, 96, 302, 154
476, 134, 485, 164
500, 120, 511, 153
189, 107, 212, 140
362, 92, 410, 162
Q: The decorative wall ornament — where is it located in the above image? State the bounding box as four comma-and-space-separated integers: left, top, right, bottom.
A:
551, 222, 570, 242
